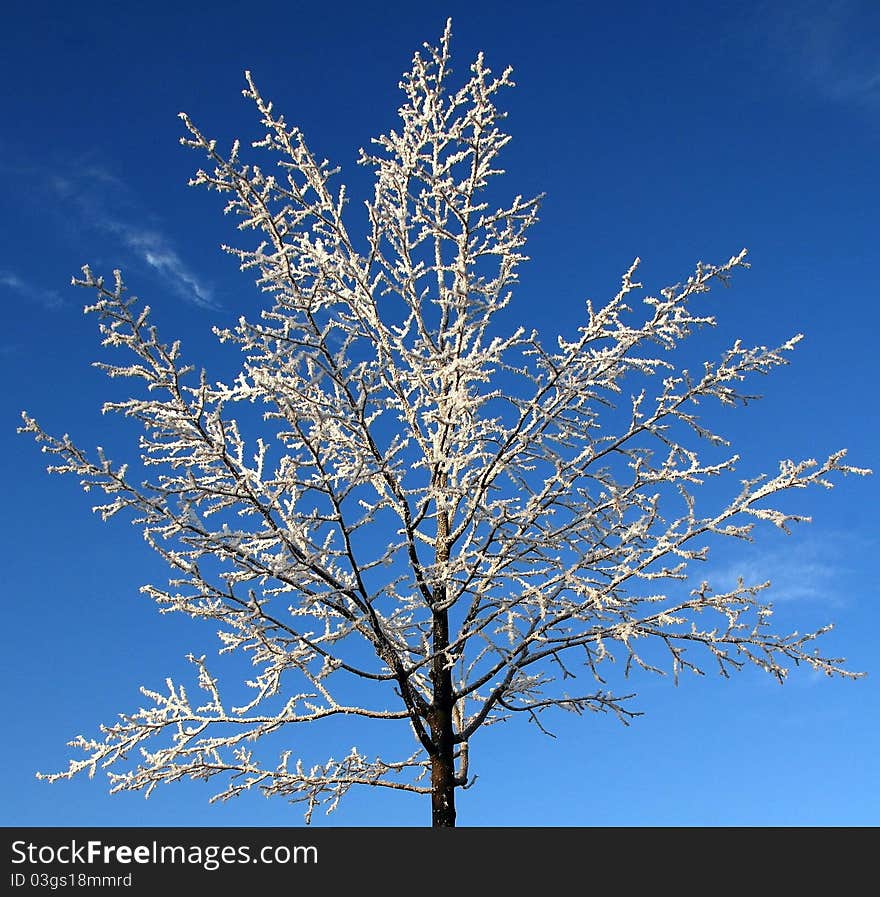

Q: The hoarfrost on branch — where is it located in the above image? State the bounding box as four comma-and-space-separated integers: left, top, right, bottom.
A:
20, 21, 869, 823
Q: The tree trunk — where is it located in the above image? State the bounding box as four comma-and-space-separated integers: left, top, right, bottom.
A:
430, 605, 457, 827
430, 477, 456, 826
431, 741, 457, 827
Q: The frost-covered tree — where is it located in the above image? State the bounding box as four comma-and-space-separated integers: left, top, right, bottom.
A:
21, 21, 869, 827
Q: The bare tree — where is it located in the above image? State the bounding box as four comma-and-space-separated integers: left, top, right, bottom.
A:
21, 21, 869, 827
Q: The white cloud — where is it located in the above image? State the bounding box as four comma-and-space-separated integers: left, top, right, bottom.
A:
105, 223, 218, 310
43, 163, 219, 310
762, 0, 880, 109
0, 270, 64, 309
701, 531, 864, 606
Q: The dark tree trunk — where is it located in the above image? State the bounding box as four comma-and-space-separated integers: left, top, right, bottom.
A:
429, 485, 457, 827
431, 744, 457, 827
429, 604, 457, 827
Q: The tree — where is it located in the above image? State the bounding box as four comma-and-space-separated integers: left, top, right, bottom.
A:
20, 21, 869, 828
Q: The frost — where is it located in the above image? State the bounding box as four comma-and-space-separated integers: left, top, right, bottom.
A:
21, 19, 869, 825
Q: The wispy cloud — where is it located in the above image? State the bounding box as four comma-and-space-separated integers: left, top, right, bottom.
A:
103, 220, 218, 310
703, 531, 866, 607
0, 270, 64, 309
760, 0, 880, 110
39, 161, 219, 310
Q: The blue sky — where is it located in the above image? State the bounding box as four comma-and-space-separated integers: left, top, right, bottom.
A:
2, 0, 878, 827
